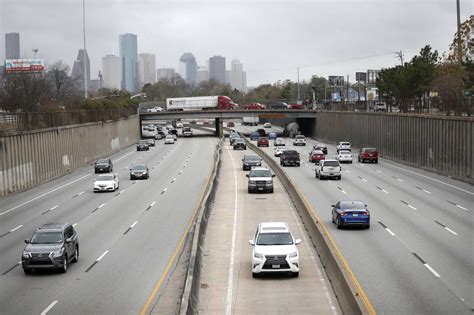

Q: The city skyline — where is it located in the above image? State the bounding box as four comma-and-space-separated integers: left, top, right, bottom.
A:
1, 0, 470, 87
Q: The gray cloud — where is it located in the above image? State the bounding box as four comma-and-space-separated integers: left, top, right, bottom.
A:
1, 0, 471, 86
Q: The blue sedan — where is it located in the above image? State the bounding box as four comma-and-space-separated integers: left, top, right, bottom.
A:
268, 132, 277, 140
331, 201, 370, 229
250, 132, 260, 141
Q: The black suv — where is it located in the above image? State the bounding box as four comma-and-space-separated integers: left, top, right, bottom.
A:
242, 154, 262, 171
280, 150, 300, 167
137, 140, 150, 151
94, 158, 113, 173
22, 223, 79, 274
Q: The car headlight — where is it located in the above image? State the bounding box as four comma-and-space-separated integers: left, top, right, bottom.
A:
254, 252, 264, 259
288, 252, 298, 258
244, 163, 249, 166
249, 180, 256, 184
49, 248, 64, 258
22, 251, 31, 258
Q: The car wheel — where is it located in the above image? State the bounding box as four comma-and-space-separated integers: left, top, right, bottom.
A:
366, 224, 370, 229
94, 170, 98, 174
269, 188, 274, 193
60, 255, 68, 273
315, 171, 319, 178
72, 246, 79, 263
336, 217, 342, 229
296, 163, 300, 167
248, 189, 252, 194
130, 176, 133, 180
252, 272, 259, 278
291, 272, 299, 278
319, 174, 324, 180
375, 160, 378, 164
332, 213, 335, 223
23, 268, 32, 275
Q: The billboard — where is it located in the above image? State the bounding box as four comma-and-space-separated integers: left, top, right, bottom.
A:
355, 72, 367, 83
367, 69, 381, 85
4, 59, 45, 74
328, 75, 345, 87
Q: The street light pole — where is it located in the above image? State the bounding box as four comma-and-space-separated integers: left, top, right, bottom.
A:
456, 0, 463, 64
82, 0, 88, 99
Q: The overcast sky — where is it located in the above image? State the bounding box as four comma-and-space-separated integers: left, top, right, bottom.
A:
0, 0, 471, 86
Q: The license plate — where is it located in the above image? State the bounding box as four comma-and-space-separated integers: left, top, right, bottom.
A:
330, 173, 334, 176
258, 187, 263, 190
272, 264, 280, 269
353, 214, 358, 217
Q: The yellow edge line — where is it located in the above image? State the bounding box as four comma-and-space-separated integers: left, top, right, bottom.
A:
294, 183, 377, 315
140, 138, 218, 315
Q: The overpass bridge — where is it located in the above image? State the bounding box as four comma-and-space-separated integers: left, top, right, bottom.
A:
139, 109, 317, 136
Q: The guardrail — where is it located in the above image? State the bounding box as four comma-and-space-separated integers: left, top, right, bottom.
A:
179, 137, 224, 315
245, 138, 375, 315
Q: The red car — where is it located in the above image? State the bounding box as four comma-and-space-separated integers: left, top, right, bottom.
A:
227, 122, 235, 127
244, 103, 266, 110
257, 137, 269, 147
289, 103, 305, 109
309, 150, 325, 163
358, 147, 378, 163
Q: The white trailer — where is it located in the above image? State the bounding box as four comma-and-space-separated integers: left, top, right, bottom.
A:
242, 117, 259, 126
166, 96, 237, 111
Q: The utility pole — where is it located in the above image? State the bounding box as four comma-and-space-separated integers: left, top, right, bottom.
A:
82, 0, 88, 99
395, 50, 404, 66
32, 49, 38, 59
297, 67, 300, 101
456, 0, 463, 64
346, 74, 349, 102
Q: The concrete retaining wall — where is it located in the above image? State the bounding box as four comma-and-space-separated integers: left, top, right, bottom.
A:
315, 112, 473, 183
0, 116, 140, 197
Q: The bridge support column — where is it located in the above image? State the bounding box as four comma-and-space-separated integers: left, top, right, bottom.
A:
215, 118, 223, 137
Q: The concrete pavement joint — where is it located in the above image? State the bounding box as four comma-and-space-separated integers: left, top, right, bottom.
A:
2, 262, 21, 275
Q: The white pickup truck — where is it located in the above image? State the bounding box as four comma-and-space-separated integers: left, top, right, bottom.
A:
336, 141, 351, 153
315, 159, 342, 180
147, 106, 163, 112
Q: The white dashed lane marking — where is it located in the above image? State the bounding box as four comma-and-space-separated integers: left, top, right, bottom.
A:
40, 300, 58, 315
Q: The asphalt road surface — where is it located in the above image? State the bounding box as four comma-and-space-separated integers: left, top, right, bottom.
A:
0, 135, 216, 315
234, 124, 473, 314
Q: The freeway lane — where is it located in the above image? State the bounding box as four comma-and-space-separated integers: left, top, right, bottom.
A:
234, 123, 473, 314
198, 142, 339, 314
0, 136, 216, 314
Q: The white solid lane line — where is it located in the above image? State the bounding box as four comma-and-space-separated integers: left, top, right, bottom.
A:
382, 162, 474, 195
96, 250, 109, 262
40, 300, 58, 315
424, 264, 441, 278
10, 225, 23, 232
225, 148, 239, 315
456, 204, 468, 211
0, 173, 91, 216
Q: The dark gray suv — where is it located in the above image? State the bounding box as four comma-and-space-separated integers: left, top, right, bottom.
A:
22, 223, 79, 274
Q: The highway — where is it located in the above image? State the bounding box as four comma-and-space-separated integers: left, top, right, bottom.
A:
233, 123, 473, 314
197, 143, 339, 314
0, 134, 216, 314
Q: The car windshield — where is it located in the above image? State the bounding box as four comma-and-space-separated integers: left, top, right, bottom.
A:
341, 142, 350, 146
235, 139, 244, 143
340, 150, 351, 155
285, 151, 299, 156
244, 155, 260, 161
30, 232, 63, 244
323, 161, 340, 167
340, 201, 366, 210
249, 170, 271, 177
166, 135, 173, 139
296, 135, 305, 139
259, 138, 268, 141
257, 232, 293, 245
97, 159, 108, 164
364, 148, 377, 152
138, 140, 147, 144
98, 175, 114, 181
131, 165, 146, 170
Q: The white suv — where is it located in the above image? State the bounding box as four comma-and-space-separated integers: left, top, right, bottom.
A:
315, 159, 342, 180
248, 222, 301, 278
293, 135, 306, 146
336, 141, 351, 153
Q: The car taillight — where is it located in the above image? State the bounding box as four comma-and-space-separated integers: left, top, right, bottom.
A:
340, 211, 348, 216
362, 211, 369, 216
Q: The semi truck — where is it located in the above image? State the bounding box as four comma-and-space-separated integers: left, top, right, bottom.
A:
166, 96, 238, 111
242, 117, 259, 126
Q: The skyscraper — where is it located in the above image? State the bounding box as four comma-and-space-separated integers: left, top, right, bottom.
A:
119, 33, 139, 92
102, 55, 122, 90
196, 66, 209, 84
208, 55, 226, 84
157, 68, 176, 81
71, 49, 90, 91
178, 53, 197, 85
230, 59, 246, 92
5, 33, 20, 59
139, 53, 156, 87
